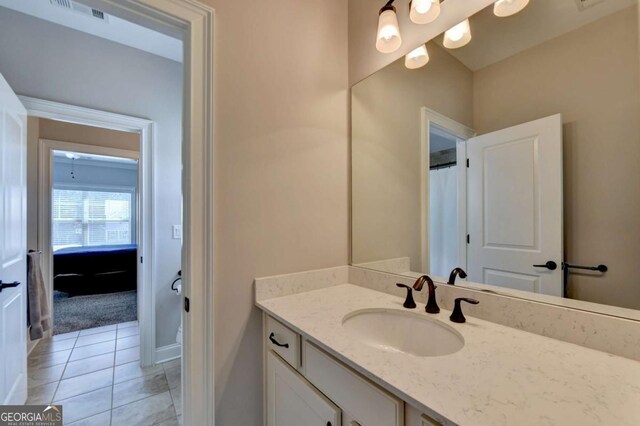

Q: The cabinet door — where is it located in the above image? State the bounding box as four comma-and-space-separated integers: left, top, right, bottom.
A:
267, 351, 341, 426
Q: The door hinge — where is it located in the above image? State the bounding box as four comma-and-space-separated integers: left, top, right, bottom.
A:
466, 158, 469, 168
184, 297, 190, 313
140, 256, 143, 263
467, 234, 470, 244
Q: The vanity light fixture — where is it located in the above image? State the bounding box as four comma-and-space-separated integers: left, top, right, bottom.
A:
443, 19, 471, 49
405, 44, 429, 69
493, 0, 529, 17
376, 0, 402, 53
409, 0, 441, 25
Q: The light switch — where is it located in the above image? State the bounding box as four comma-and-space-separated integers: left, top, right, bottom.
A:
172, 225, 182, 239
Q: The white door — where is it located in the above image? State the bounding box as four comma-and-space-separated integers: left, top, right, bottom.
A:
0, 73, 28, 404
467, 114, 563, 296
267, 351, 341, 426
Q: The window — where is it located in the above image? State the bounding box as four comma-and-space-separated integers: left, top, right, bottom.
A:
52, 188, 135, 250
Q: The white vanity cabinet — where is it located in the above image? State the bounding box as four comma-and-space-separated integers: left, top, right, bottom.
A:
264, 314, 443, 426
266, 350, 341, 426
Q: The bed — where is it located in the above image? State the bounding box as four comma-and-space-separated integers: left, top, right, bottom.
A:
53, 244, 138, 296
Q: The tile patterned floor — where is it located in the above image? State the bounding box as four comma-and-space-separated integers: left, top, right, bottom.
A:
27, 321, 182, 425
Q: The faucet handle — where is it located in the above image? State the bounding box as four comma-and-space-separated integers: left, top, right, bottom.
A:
396, 283, 416, 309
449, 297, 479, 323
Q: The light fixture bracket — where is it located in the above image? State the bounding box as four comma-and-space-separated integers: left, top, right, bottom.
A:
379, 0, 396, 15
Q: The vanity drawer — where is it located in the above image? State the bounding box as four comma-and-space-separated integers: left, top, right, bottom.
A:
265, 316, 300, 369
303, 341, 404, 426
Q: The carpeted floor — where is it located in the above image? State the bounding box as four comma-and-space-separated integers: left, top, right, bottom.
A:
53, 290, 137, 335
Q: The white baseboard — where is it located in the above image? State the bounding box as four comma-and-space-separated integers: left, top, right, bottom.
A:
155, 343, 181, 364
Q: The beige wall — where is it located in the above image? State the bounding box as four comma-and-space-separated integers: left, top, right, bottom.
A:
473, 8, 640, 309
352, 43, 473, 270
26, 118, 139, 252
39, 118, 139, 151
201, 0, 349, 424
348, 0, 494, 85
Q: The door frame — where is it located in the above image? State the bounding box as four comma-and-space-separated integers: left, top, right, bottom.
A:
25, 98, 155, 369
420, 107, 475, 275
22, 0, 215, 423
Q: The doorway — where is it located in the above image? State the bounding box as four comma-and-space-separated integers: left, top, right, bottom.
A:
50, 146, 140, 334
420, 107, 475, 278
427, 125, 461, 278
0, 0, 214, 422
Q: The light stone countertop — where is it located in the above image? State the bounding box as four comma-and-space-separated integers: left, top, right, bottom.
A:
257, 283, 640, 426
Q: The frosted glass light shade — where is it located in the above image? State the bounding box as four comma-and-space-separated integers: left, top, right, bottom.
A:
409, 0, 441, 25
494, 0, 530, 17
405, 44, 429, 69
376, 7, 402, 53
443, 19, 471, 49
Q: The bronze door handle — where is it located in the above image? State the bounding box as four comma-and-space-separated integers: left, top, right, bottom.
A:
533, 261, 557, 270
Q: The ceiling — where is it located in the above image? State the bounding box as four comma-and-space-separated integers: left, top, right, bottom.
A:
0, 0, 182, 62
433, 0, 637, 71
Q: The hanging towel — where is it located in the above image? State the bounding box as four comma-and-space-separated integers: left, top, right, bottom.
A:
28, 251, 51, 340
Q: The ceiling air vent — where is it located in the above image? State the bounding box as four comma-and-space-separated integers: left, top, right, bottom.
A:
575, 0, 606, 11
49, 0, 108, 22
92, 9, 105, 19
50, 0, 72, 8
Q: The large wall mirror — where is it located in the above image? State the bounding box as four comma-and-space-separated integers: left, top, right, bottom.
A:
351, 0, 640, 313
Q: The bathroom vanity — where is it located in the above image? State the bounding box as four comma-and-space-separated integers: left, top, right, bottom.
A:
255, 267, 640, 426
257, 0, 640, 424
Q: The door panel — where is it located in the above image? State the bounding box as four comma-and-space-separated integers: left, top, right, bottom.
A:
0, 72, 28, 405
468, 114, 563, 296
483, 137, 537, 249
483, 269, 540, 293
267, 351, 341, 426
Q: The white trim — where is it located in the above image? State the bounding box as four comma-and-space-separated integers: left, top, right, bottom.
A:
455, 139, 468, 271
19, 96, 153, 133
155, 343, 182, 364
88, 2, 215, 425
420, 107, 475, 273
24, 1, 215, 423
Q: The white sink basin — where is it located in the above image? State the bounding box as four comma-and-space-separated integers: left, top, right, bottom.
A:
342, 308, 464, 357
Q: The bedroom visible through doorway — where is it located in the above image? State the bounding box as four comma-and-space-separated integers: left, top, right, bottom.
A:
52, 149, 139, 334
42, 123, 141, 335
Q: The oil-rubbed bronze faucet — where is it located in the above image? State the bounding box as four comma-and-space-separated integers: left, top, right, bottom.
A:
396, 283, 416, 309
412, 275, 440, 314
449, 297, 479, 323
447, 267, 467, 285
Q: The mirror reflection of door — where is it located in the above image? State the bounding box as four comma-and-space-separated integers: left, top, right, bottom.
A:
467, 114, 564, 296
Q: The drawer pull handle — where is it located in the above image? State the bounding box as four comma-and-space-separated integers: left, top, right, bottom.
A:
268, 332, 289, 348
